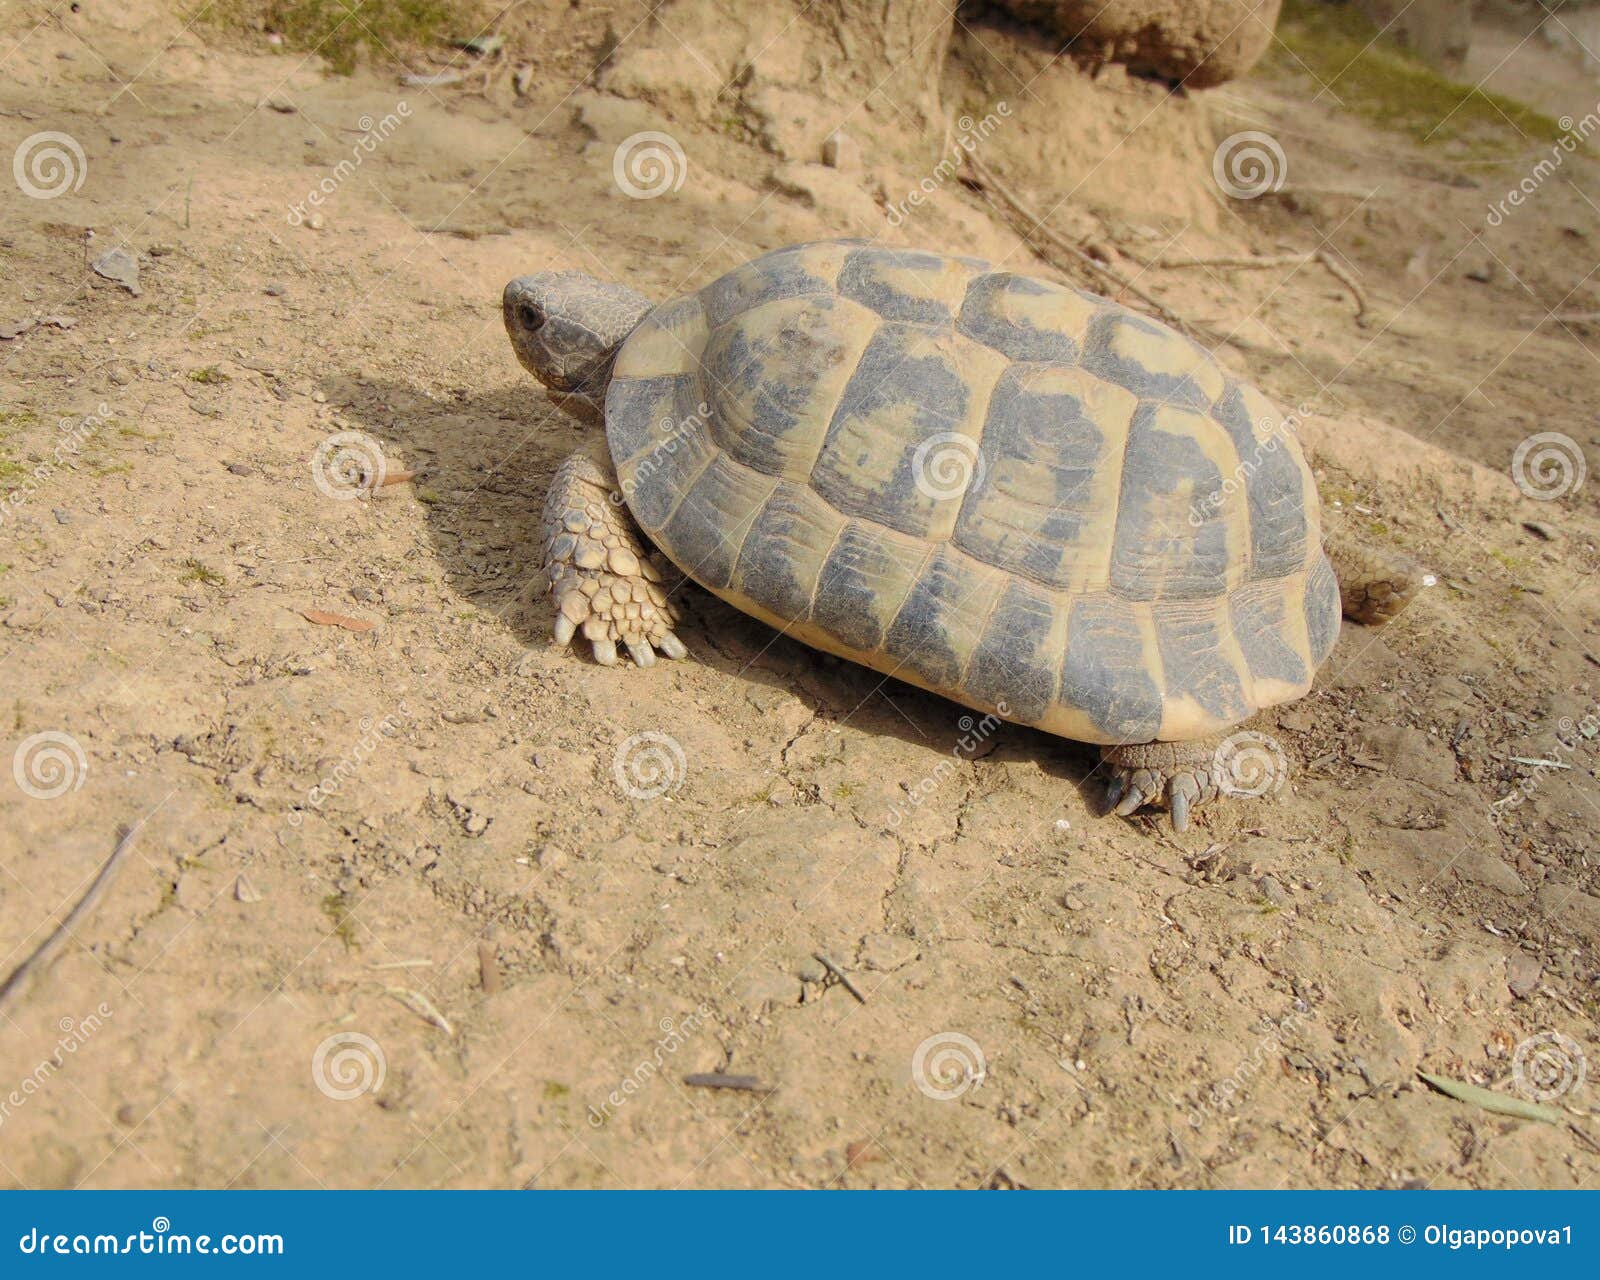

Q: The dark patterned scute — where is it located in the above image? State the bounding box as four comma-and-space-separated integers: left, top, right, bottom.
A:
1082, 310, 1221, 410
1230, 582, 1309, 690
732, 482, 836, 622
1304, 554, 1341, 666
955, 364, 1109, 587
659, 454, 772, 591
882, 548, 1002, 694
957, 272, 1087, 364
1109, 404, 1231, 601
1154, 608, 1250, 725
609, 383, 717, 535
699, 244, 853, 330
810, 323, 970, 533
838, 248, 957, 326
1210, 381, 1310, 578
964, 577, 1062, 726
1060, 596, 1164, 742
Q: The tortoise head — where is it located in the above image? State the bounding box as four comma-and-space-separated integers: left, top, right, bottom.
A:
502, 271, 653, 421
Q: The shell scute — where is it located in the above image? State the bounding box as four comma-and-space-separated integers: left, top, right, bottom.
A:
1304, 554, 1341, 666
1153, 603, 1251, 736
883, 548, 1006, 694
954, 363, 1134, 591
963, 576, 1064, 727
1059, 596, 1164, 743
1109, 403, 1237, 602
1082, 310, 1226, 409
809, 323, 981, 537
837, 247, 973, 326
733, 482, 844, 622
811, 522, 929, 653
701, 293, 871, 479
699, 242, 855, 330
957, 271, 1099, 364
660, 454, 777, 590
1230, 580, 1311, 698
1210, 380, 1313, 578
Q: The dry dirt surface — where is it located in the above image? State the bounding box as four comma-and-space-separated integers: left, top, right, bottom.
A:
1, 0, 1599, 1190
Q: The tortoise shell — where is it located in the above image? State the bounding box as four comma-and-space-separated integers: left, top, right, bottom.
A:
606, 241, 1338, 745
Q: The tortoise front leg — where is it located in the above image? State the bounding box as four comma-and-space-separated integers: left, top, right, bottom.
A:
541, 449, 688, 667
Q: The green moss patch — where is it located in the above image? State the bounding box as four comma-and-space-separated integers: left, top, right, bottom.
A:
199, 0, 484, 75
1273, 1, 1565, 152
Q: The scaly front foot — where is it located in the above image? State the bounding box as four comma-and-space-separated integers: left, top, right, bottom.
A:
541, 452, 687, 667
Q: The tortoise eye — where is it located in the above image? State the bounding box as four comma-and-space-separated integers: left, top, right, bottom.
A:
518, 302, 544, 332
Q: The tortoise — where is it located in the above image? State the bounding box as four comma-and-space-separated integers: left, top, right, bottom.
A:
502, 240, 1418, 830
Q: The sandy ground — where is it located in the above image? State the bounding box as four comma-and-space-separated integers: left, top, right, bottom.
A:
1, 0, 1598, 1189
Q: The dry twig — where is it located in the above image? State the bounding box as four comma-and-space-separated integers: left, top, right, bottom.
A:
0, 819, 147, 1018
962, 150, 1202, 340
1124, 248, 1370, 324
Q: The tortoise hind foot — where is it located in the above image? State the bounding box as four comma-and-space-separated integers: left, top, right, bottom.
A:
1327, 541, 1425, 626
542, 452, 687, 667
1101, 739, 1224, 834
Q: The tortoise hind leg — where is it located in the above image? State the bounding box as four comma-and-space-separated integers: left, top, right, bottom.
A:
541, 450, 688, 667
1326, 539, 1424, 626
1101, 739, 1224, 833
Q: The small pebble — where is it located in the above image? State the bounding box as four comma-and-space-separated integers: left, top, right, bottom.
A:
265, 282, 286, 296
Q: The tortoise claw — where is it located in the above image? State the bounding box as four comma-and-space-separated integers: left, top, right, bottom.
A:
1169, 785, 1191, 833
1103, 775, 1125, 813
1114, 785, 1147, 817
